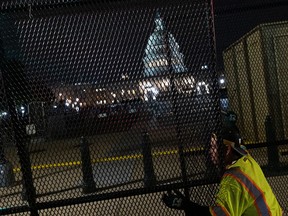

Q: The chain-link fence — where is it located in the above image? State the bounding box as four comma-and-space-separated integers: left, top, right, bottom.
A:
0, 0, 287, 215
215, 0, 288, 213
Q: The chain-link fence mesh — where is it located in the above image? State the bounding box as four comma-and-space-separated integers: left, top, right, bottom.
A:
215, 0, 288, 212
0, 0, 287, 215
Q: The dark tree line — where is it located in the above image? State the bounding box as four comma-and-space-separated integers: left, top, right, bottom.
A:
0, 58, 54, 162
1, 59, 54, 105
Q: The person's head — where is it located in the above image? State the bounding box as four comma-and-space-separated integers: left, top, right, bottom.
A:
222, 130, 247, 165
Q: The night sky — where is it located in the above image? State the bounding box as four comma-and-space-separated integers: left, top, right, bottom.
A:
214, 0, 288, 70
1, 2, 213, 85
1, 0, 288, 81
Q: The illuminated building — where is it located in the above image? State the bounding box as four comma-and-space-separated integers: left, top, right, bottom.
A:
140, 11, 196, 103
52, 11, 210, 113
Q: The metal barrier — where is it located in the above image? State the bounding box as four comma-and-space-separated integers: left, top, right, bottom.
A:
0, 0, 288, 215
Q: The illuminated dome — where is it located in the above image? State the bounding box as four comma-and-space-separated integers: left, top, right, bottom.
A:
143, 12, 187, 77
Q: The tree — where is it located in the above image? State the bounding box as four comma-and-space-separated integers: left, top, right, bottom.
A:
1, 59, 54, 105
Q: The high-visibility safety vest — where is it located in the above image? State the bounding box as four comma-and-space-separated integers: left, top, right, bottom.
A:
209, 154, 283, 216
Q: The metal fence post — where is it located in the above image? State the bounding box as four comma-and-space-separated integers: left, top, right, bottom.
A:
9, 114, 37, 215
80, 136, 96, 194
0, 159, 15, 188
0, 132, 15, 187
141, 131, 156, 187
265, 115, 279, 169
1, 66, 38, 214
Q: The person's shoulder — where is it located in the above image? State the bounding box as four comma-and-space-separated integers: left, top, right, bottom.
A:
222, 168, 238, 183
218, 171, 242, 199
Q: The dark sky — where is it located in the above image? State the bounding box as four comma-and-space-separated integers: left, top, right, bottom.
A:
214, 0, 288, 70
1, 2, 214, 85
1, 0, 288, 82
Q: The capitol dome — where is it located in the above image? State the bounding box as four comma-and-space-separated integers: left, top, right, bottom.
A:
143, 12, 187, 77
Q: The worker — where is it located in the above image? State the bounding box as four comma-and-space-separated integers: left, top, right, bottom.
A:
162, 130, 283, 215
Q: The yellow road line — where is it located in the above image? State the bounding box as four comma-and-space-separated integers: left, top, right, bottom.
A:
13, 147, 204, 172
244, 141, 262, 145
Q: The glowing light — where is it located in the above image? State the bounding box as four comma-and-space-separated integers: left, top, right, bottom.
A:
201, 65, 208, 70
143, 84, 159, 101
196, 81, 210, 94
1, 112, 8, 117
121, 74, 129, 79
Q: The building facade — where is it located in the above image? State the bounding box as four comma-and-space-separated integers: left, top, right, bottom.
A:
223, 21, 288, 142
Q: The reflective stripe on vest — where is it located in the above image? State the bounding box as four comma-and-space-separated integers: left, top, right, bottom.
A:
224, 169, 271, 216
211, 205, 230, 216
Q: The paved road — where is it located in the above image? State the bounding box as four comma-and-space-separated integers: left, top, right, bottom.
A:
1, 118, 288, 215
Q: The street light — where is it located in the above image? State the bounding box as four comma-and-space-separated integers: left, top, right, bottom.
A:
219, 74, 226, 89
